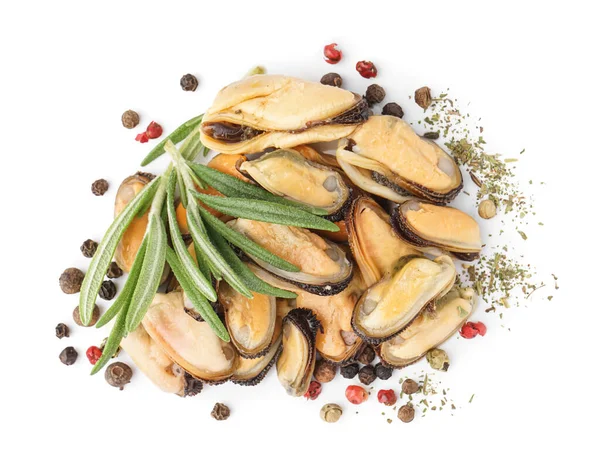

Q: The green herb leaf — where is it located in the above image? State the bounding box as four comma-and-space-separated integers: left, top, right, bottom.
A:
165, 247, 230, 341
188, 163, 328, 216
140, 114, 203, 166
91, 307, 127, 375
191, 192, 339, 232
180, 130, 205, 162
79, 177, 160, 326
196, 206, 299, 272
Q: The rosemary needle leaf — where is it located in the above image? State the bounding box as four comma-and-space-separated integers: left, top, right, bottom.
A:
196, 206, 299, 272
140, 114, 203, 166
165, 247, 230, 342
191, 192, 340, 232
208, 226, 297, 299
180, 131, 206, 162
166, 172, 217, 301
125, 214, 167, 333
188, 163, 328, 216
79, 177, 160, 326
91, 307, 127, 375
96, 238, 148, 328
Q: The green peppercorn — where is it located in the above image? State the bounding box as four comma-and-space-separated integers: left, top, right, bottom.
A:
320, 403, 343, 423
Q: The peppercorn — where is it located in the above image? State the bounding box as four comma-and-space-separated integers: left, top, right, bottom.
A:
211, 403, 231, 421
460, 321, 487, 339
358, 365, 377, 385
426, 348, 450, 371
377, 389, 397, 406
55, 323, 69, 339
374, 362, 393, 380
100, 337, 121, 358
59, 268, 85, 294
357, 345, 375, 365
320, 403, 343, 423
59, 347, 78, 365
478, 199, 497, 219
345, 385, 368, 404
423, 131, 440, 140
340, 363, 359, 379
402, 379, 419, 395
356, 60, 378, 78
323, 43, 342, 64
304, 380, 323, 400
180, 73, 199, 92
398, 404, 415, 423
365, 84, 386, 106
80, 239, 98, 258
105, 362, 132, 390
99, 280, 117, 300
121, 110, 140, 129
106, 262, 123, 279
314, 360, 337, 383
73, 305, 99, 327
91, 179, 109, 196
145, 121, 163, 139
86, 346, 103, 365
320, 72, 343, 87
183, 373, 203, 397
414, 86, 432, 109
382, 102, 404, 119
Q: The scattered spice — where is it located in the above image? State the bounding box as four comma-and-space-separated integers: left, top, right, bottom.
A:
518, 230, 528, 240
323, 43, 342, 64
356, 60, 377, 78
345, 385, 368, 404
135, 132, 149, 143
59, 347, 78, 365
121, 110, 140, 129
183, 373, 203, 397
99, 280, 117, 300
136, 121, 163, 143
80, 239, 98, 258
320, 403, 343, 423
211, 403, 231, 421
365, 84, 386, 106
377, 389, 397, 406
106, 262, 123, 279
382, 102, 404, 119
357, 345, 375, 365
304, 381, 322, 400
105, 362, 132, 390
246, 66, 266, 76
91, 179, 109, 196
414, 86, 432, 109
426, 348, 450, 371
358, 365, 377, 385
460, 321, 487, 339
73, 305, 99, 327
86, 346, 103, 365
423, 131, 440, 140
59, 268, 85, 294
398, 404, 415, 423
314, 360, 337, 383
374, 363, 393, 380
55, 323, 69, 339
180, 74, 199, 92
320, 72, 343, 87
478, 199, 497, 219
340, 363, 359, 379
402, 379, 419, 395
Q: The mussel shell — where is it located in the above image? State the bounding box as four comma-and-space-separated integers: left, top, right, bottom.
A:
276, 308, 321, 397
228, 219, 354, 296
238, 149, 352, 222
231, 338, 282, 386
346, 196, 421, 287
391, 200, 482, 261
351, 255, 456, 344
379, 288, 473, 368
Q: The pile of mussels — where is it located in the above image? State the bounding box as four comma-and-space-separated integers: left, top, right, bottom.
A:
115, 75, 482, 397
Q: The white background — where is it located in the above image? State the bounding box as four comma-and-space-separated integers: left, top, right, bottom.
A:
1, 1, 599, 461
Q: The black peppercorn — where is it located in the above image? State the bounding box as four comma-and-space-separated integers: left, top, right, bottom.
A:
340, 363, 360, 379
105, 362, 132, 390
59, 346, 78, 365
357, 345, 375, 365
414, 86, 432, 109
80, 239, 98, 258
320, 72, 343, 88
183, 373, 203, 397
99, 280, 117, 300
398, 404, 415, 423
91, 179, 109, 196
211, 403, 231, 421
402, 378, 420, 395
423, 131, 440, 140
374, 362, 393, 380
365, 84, 386, 106
121, 110, 140, 129
382, 102, 404, 119
106, 262, 123, 279
73, 305, 100, 327
358, 365, 377, 385
59, 268, 85, 294
55, 323, 70, 339
180, 74, 199, 92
